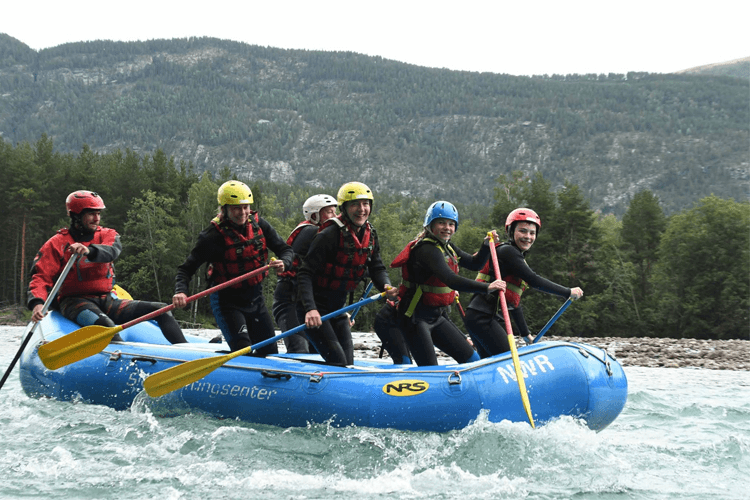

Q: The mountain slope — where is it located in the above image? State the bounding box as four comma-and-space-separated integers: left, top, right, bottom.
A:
0, 35, 747, 215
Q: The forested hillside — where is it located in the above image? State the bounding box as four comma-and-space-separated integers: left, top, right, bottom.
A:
1, 139, 748, 339
0, 34, 747, 216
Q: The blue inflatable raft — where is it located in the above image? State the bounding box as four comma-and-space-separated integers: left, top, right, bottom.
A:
19, 312, 627, 432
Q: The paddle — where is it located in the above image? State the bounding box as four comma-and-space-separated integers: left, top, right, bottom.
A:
488, 232, 535, 428
454, 294, 466, 317
350, 281, 373, 322
38, 263, 273, 371
532, 297, 574, 344
143, 291, 387, 398
0, 254, 79, 390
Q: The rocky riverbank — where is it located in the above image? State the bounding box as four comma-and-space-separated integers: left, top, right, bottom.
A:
4, 308, 746, 371
351, 332, 750, 371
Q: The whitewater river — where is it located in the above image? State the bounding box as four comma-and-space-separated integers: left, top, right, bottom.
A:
1, 325, 748, 500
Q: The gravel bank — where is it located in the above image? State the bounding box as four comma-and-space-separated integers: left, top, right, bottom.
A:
6, 311, 744, 371
350, 332, 750, 371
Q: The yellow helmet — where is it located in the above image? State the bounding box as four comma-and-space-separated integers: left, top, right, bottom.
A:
217, 180, 253, 206
336, 182, 373, 209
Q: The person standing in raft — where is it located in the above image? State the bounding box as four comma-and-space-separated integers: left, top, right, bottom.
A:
390, 201, 506, 366
173, 180, 293, 355
297, 182, 399, 366
463, 208, 584, 356
28, 190, 186, 344
271, 194, 338, 354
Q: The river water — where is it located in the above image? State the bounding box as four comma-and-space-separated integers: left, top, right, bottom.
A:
1, 325, 748, 500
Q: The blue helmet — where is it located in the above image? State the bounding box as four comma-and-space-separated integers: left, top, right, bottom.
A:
424, 201, 459, 231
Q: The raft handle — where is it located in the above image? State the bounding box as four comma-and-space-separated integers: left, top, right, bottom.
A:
109, 351, 121, 361
576, 345, 615, 377
448, 371, 462, 385
309, 372, 324, 383
130, 357, 157, 365
261, 370, 291, 380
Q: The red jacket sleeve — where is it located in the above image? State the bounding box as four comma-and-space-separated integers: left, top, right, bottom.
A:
27, 232, 68, 309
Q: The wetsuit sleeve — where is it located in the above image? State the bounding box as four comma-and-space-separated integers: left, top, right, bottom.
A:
259, 217, 294, 271
291, 225, 318, 256
86, 232, 121, 263
174, 226, 221, 295
452, 240, 491, 272
496, 244, 571, 298
368, 228, 391, 292
412, 244, 490, 294
297, 226, 338, 312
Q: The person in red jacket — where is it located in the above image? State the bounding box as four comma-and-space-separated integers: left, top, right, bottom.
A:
27, 190, 186, 343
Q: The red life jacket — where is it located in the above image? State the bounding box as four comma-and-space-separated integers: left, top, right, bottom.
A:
208, 212, 268, 288
475, 242, 528, 308
390, 235, 459, 317
57, 227, 117, 298
276, 220, 315, 279
315, 215, 374, 292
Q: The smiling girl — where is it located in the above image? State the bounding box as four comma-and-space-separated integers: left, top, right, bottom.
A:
464, 207, 583, 357
390, 201, 506, 366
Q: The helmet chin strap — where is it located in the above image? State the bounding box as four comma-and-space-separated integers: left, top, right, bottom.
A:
507, 221, 519, 244
340, 203, 355, 224
69, 214, 96, 237
424, 227, 449, 246
341, 200, 371, 225
221, 205, 249, 228
70, 214, 84, 231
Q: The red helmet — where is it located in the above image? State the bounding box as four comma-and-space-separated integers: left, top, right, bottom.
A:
66, 191, 106, 216
505, 208, 541, 235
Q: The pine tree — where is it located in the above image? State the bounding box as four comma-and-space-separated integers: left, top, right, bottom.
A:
652, 196, 750, 339
620, 190, 666, 317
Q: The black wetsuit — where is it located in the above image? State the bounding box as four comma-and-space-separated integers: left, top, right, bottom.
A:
271, 223, 318, 353
59, 293, 187, 344
396, 238, 492, 366
464, 240, 572, 357
297, 221, 391, 366
175, 217, 293, 354
373, 300, 412, 364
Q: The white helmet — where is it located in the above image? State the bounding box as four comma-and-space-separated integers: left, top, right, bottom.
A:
302, 194, 337, 224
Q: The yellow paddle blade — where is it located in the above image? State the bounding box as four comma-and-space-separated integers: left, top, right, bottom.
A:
112, 285, 133, 300
38, 325, 124, 370
508, 335, 535, 429
143, 346, 252, 398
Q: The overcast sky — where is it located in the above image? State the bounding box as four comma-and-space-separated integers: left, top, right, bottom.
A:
3, 1, 748, 76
